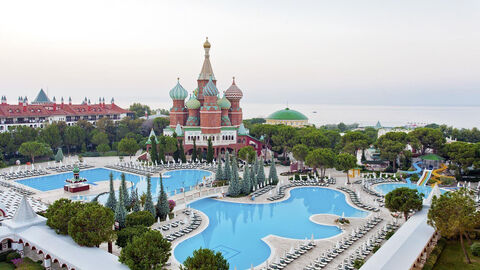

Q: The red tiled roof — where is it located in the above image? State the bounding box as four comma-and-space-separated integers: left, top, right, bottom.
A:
0, 103, 130, 118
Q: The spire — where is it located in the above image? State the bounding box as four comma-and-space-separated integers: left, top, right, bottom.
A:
198, 37, 215, 81
12, 196, 38, 223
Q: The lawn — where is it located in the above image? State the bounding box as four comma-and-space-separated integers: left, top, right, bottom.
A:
0, 262, 14, 270
433, 240, 480, 270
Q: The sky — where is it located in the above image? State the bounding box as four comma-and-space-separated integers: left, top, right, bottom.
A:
0, 0, 479, 108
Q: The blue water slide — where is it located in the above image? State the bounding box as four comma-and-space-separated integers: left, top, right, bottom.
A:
399, 161, 422, 184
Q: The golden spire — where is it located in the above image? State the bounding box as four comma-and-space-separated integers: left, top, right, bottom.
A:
203, 37, 211, 48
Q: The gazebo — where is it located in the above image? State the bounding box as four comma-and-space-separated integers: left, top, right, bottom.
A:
64, 167, 89, 193
419, 154, 444, 170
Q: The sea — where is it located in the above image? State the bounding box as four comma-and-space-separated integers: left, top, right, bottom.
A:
115, 98, 480, 129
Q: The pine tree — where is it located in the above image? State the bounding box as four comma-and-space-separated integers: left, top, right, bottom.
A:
132, 188, 140, 212
192, 138, 198, 162
150, 135, 158, 163
253, 155, 259, 180
106, 172, 117, 211
206, 137, 214, 163
268, 157, 279, 185
144, 175, 156, 217
179, 139, 186, 163
215, 161, 224, 181
114, 186, 127, 229
156, 175, 170, 220
120, 173, 130, 207
257, 157, 266, 186
242, 163, 251, 194
224, 152, 231, 181
228, 155, 241, 196
250, 163, 257, 191
158, 136, 166, 163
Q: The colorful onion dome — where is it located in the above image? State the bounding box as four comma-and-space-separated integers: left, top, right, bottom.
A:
186, 95, 201, 109
217, 94, 231, 109
169, 78, 188, 100
203, 76, 218, 96
203, 37, 211, 48
225, 77, 243, 100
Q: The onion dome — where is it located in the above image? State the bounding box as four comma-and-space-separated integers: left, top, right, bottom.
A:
203, 76, 218, 96
169, 78, 188, 100
203, 37, 211, 48
72, 166, 80, 174
186, 95, 201, 109
225, 77, 243, 100
267, 107, 308, 121
217, 94, 231, 109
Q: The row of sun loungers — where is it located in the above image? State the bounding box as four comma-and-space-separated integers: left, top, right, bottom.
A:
0, 180, 35, 196
303, 216, 386, 270
334, 222, 399, 270
159, 209, 202, 242
0, 169, 49, 180
159, 220, 185, 231
337, 187, 380, 212
267, 179, 336, 201
106, 163, 216, 176
264, 242, 316, 270
251, 185, 275, 198
49, 163, 93, 173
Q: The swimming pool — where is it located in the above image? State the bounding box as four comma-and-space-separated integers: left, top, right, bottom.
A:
174, 187, 368, 269
16, 168, 211, 201
374, 183, 447, 198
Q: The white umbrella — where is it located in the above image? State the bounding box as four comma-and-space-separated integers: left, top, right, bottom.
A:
166, 214, 170, 222
468, 182, 471, 188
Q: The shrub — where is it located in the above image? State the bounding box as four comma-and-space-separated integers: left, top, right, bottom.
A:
168, 200, 176, 212
6, 252, 20, 262
385, 230, 395, 240
353, 259, 364, 269
125, 211, 155, 227
294, 174, 300, 180
372, 245, 381, 253
471, 242, 480, 257
422, 238, 446, 270
116, 225, 149, 248
410, 174, 419, 182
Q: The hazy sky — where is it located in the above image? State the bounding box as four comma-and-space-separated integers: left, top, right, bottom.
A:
1, 0, 479, 108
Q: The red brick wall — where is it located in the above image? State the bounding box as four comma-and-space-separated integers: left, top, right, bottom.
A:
169, 100, 187, 127
200, 96, 221, 133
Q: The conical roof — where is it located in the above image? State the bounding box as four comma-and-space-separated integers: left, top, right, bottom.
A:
175, 124, 183, 136
32, 89, 52, 104
169, 79, 188, 100
12, 196, 38, 223
198, 38, 215, 80
225, 77, 243, 100
238, 123, 248, 135
203, 77, 219, 96
145, 129, 158, 145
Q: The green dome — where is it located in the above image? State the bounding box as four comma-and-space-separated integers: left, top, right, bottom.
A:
217, 95, 231, 109
72, 166, 80, 174
186, 95, 201, 109
267, 108, 308, 121
169, 79, 188, 100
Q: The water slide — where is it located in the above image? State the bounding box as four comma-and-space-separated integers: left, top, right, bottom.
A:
431, 164, 455, 185
417, 170, 433, 186
400, 161, 423, 184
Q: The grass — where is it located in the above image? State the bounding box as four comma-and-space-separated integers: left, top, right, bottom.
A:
0, 262, 14, 270
433, 240, 480, 270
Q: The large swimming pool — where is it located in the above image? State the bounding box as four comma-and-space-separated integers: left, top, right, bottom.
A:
174, 187, 368, 269
374, 183, 447, 198
16, 168, 211, 201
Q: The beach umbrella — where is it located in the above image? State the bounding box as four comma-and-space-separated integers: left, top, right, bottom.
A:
342, 212, 345, 219
166, 214, 170, 222
311, 233, 314, 242
351, 230, 355, 237
468, 182, 471, 188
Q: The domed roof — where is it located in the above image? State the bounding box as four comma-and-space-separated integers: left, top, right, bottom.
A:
169, 79, 188, 100
186, 95, 201, 109
217, 94, 231, 109
225, 77, 243, 100
72, 166, 80, 174
203, 37, 211, 48
267, 108, 308, 121
203, 77, 218, 96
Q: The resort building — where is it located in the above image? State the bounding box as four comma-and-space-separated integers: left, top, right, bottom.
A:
0, 90, 133, 132
163, 38, 264, 157
266, 107, 309, 127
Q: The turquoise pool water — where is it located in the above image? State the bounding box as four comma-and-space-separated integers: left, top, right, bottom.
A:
16, 168, 211, 201
174, 187, 368, 269
374, 183, 447, 198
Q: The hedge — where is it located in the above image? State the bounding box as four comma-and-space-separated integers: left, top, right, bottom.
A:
422, 238, 447, 270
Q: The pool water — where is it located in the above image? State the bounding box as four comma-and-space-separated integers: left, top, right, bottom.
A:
174, 187, 368, 269
16, 168, 211, 202
374, 183, 447, 198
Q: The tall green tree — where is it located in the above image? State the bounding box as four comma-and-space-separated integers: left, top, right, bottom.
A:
181, 248, 229, 270
106, 172, 117, 211
39, 123, 62, 150
242, 163, 251, 194
68, 202, 115, 247
428, 188, 480, 264
120, 173, 130, 209
206, 137, 214, 163
192, 138, 198, 161
271, 125, 297, 159
385, 187, 423, 221
118, 137, 139, 159
268, 157, 279, 184
178, 139, 186, 163
238, 146, 256, 163
334, 153, 357, 184
18, 141, 52, 163
376, 132, 409, 171
408, 127, 446, 155
292, 144, 309, 170
256, 157, 266, 185
119, 230, 171, 270
115, 186, 127, 229
116, 225, 148, 248
224, 153, 231, 181
340, 131, 370, 156
132, 188, 141, 212
55, 148, 64, 162
215, 161, 224, 181
128, 103, 152, 119
228, 156, 241, 196
91, 131, 109, 146
45, 199, 84, 235
144, 175, 156, 218
149, 135, 158, 164
156, 175, 170, 220
305, 148, 336, 178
